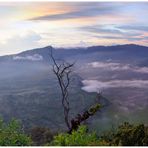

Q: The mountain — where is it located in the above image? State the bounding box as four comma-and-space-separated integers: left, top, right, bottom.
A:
0, 44, 148, 132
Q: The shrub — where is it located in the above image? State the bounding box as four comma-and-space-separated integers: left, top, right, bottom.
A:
50, 122, 148, 146
30, 126, 55, 145
50, 125, 97, 146
88, 139, 110, 146
101, 122, 148, 146
0, 118, 32, 146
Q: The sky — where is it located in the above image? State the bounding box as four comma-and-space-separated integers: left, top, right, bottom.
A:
0, 2, 148, 55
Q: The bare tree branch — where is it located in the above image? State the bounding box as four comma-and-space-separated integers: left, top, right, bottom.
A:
50, 48, 101, 133
50, 48, 74, 130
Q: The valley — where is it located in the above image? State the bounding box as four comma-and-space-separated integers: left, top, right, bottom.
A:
0, 44, 147, 133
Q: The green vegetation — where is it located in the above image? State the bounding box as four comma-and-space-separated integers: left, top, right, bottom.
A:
107, 122, 148, 146
30, 126, 55, 146
89, 103, 101, 115
0, 117, 147, 146
49, 123, 148, 146
0, 118, 32, 146
50, 126, 97, 146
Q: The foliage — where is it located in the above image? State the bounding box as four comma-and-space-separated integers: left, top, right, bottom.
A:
49, 125, 98, 146
89, 103, 101, 115
0, 117, 147, 146
101, 122, 148, 146
88, 139, 110, 146
30, 126, 55, 145
49, 122, 148, 146
69, 103, 101, 133
112, 122, 148, 146
0, 118, 32, 146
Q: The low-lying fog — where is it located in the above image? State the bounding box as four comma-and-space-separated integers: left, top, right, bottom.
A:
78, 60, 148, 131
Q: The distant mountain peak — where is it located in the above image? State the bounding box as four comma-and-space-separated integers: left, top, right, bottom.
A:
0, 44, 148, 63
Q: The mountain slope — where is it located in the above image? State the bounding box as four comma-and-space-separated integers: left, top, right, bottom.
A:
0, 44, 147, 132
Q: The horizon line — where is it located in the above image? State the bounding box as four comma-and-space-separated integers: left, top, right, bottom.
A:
0, 43, 148, 57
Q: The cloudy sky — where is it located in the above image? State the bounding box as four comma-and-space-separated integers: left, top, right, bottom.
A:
0, 2, 148, 55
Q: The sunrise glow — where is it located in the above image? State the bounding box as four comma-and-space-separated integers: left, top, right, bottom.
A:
0, 2, 148, 55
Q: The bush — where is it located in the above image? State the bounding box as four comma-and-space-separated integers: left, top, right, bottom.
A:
50, 125, 98, 146
101, 122, 148, 146
50, 122, 148, 146
30, 126, 55, 145
0, 118, 32, 146
88, 139, 110, 146
113, 122, 148, 146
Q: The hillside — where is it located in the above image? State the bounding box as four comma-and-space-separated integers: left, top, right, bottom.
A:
0, 44, 147, 132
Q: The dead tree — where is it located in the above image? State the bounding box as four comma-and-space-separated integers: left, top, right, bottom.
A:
50, 49, 102, 133
50, 49, 74, 130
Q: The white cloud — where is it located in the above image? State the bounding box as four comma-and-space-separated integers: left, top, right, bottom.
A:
82, 79, 148, 93
88, 61, 148, 74
13, 54, 43, 61
134, 66, 148, 74
88, 61, 130, 70
0, 31, 42, 55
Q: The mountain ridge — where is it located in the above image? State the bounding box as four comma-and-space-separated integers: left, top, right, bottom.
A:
0, 43, 148, 131
0, 44, 148, 58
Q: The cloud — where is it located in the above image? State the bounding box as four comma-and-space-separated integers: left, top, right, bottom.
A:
79, 24, 147, 41
0, 31, 42, 55
30, 9, 107, 21
117, 25, 148, 32
80, 25, 124, 35
134, 66, 148, 74
93, 35, 144, 41
4, 31, 41, 45
29, 2, 148, 22
1, 2, 148, 55
13, 54, 43, 61
80, 25, 142, 35
29, 3, 121, 21
88, 61, 148, 74
82, 79, 148, 93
